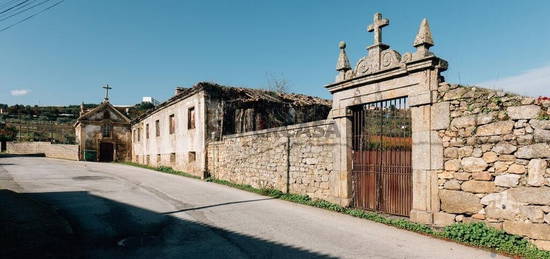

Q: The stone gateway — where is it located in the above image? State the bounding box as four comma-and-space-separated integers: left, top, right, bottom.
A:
326, 12, 447, 223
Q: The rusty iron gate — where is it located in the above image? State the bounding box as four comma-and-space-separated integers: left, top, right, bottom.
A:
351, 97, 412, 216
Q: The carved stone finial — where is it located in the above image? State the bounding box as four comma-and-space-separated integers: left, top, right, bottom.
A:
339, 41, 346, 49
413, 18, 434, 56
336, 41, 351, 71
335, 41, 351, 82
367, 13, 389, 46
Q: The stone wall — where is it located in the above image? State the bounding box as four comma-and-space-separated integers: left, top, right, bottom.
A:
435, 83, 550, 250
7, 141, 79, 160
207, 120, 339, 202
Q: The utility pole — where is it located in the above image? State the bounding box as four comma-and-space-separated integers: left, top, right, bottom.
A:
18, 110, 21, 142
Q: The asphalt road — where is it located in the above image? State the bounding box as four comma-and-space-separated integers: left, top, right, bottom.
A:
0, 156, 507, 259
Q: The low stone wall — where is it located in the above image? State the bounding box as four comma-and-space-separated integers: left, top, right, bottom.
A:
6, 142, 79, 161
435, 83, 550, 250
207, 120, 339, 202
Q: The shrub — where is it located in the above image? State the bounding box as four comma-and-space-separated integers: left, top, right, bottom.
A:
120, 162, 200, 179
442, 222, 550, 259
443, 222, 527, 250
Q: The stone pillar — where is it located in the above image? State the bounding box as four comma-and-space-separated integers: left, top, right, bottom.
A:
330, 111, 353, 206
79, 125, 85, 161
409, 100, 448, 224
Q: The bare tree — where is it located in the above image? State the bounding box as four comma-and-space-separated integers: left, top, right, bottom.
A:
266, 73, 290, 94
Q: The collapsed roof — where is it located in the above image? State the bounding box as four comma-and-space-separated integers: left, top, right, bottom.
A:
133, 82, 332, 123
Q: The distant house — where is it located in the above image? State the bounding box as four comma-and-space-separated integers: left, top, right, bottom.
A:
142, 96, 160, 106
131, 82, 331, 177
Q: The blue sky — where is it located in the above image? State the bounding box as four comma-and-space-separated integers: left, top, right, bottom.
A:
1, 0, 549, 105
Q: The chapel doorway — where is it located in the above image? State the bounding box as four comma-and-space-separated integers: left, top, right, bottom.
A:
99, 142, 114, 162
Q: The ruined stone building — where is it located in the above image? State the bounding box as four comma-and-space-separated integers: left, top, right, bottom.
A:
75, 94, 132, 162
131, 82, 331, 176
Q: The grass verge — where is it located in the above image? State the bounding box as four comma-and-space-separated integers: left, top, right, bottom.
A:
120, 163, 550, 259
119, 162, 201, 179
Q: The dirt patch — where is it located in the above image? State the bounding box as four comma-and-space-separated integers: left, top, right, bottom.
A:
72, 175, 111, 181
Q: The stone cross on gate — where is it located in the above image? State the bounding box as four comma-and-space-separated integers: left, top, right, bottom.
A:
102, 84, 112, 102
367, 13, 389, 46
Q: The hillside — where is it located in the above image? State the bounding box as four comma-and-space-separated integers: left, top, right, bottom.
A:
0, 102, 154, 144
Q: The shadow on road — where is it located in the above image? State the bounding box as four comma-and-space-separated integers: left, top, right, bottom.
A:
0, 189, 335, 259
0, 153, 46, 158
162, 198, 275, 215
0, 189, 79, 259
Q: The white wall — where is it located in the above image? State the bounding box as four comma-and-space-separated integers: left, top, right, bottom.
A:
131, 91, 206, 176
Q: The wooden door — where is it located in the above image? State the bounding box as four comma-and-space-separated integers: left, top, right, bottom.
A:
99, 142, 114, 162
351, 97, 412, 216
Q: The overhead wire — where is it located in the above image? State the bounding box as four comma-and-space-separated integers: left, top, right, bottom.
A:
0, 0, 63, 32
0, 0, 31, 16
0, 0, 52, 22
0, 0, 26, 10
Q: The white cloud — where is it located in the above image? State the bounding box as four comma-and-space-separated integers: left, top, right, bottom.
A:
477, 66, 550, 98
10, 89, 31, 96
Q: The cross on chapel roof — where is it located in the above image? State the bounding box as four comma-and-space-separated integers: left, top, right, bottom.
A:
102, 84, 112, 102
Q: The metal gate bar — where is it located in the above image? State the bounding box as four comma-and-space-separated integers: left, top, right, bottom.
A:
351, 97, 412, 216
